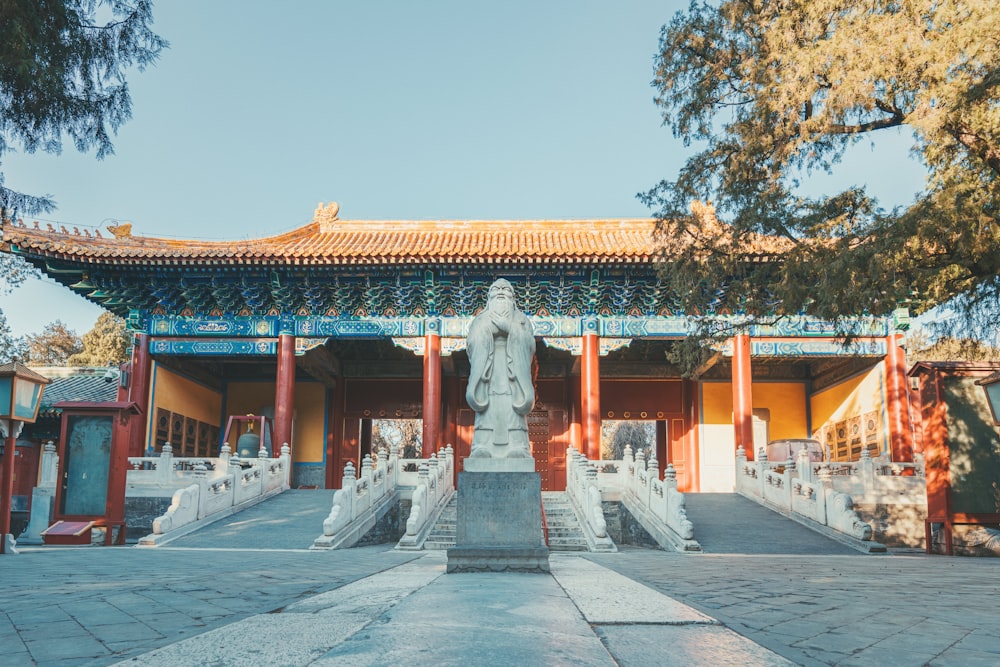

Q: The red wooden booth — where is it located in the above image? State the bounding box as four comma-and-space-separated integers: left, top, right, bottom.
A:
45, 401, 139, 546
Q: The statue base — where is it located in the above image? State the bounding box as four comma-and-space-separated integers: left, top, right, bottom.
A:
447, 471, 549, 573
462, 457, 535, 473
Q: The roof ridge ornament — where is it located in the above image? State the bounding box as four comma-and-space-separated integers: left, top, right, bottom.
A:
314, 201, 340, 228
106, 221, 133, 238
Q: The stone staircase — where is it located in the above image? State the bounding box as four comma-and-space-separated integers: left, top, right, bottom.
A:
422, 494, 457, 550
542, 491, 590, 552
420, 491, 592, 552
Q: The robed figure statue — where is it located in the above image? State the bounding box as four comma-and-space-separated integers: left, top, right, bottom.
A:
465, 278, 536, 458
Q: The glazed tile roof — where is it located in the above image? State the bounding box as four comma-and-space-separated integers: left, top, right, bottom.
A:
2, 205, 661, 268
29, 367, 121, 414
2, 202, 792, 270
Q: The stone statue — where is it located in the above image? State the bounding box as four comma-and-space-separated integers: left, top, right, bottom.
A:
465, 278, 536, 458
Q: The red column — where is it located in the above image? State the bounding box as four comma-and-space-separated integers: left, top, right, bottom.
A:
127, 333, 152, 457
732, 333, 754, 460
885, 333, 915, 463
273, 333, 296, 456
327, 378, 346, 489
569, 374, 582, 453
443, 375, 459, 487
683, 378, 701, 492
1, 427, 16, 553
421, 327, 441, 458
582, 331, 601, 460
442, 375, 458, 451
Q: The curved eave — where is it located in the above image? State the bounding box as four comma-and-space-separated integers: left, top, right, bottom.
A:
4, 216, 788, 270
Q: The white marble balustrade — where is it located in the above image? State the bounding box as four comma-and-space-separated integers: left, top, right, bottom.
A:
130, 443, 292, 544
736, 446, 925, 543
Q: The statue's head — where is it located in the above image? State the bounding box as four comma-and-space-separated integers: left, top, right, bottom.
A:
487, 278, 516, 316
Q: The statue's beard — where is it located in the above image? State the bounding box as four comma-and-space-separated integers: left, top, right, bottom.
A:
490, 297, 512, 317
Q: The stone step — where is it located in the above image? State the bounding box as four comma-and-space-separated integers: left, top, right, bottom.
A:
541, 492, 595, 552
422, 496, 459, 550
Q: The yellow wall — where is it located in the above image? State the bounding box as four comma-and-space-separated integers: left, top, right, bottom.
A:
700, 382, 736, 491
753, 383, 809, 441
148, 362, 223, 449
809, 364, 886, 460
224, 381, 326, 464
701, 381, 807, 438
701, 382, 732, 425
699, 380, 809, 491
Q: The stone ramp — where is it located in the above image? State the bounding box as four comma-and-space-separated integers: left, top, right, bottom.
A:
684, 493, 861, 555
162, 489, 336, 549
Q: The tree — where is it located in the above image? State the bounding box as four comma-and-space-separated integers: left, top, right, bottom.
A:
0, 308, 27, 363
642, 0, 1000, 369
68, 312, 131, 366
24, 320, 82, 365
0, 0, 167, 290
906, 331, 1000, 363
601, 420, 655, 461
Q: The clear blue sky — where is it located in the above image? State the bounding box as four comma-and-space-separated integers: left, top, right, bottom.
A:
1, 1, 926, 339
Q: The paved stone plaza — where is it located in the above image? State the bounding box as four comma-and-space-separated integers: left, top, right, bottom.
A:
1, 541, 998, 666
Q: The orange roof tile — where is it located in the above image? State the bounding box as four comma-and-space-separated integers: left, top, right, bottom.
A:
2, 202, 791, 268
3, 212, 659, 268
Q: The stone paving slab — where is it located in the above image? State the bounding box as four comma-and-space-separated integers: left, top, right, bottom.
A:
110, 552, 793, 667
587, 549, 1000, 666
3, 508, 1000, 667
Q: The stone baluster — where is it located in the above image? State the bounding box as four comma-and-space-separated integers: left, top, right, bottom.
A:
158, 443, 174, 484
664, 463, 677, 489
343, 460, 357, 486
444, 444, 454, 471
219, 442, 232, 467
647, 450, 659, 479
796, 446, 812, 483
859, 448, 875, 491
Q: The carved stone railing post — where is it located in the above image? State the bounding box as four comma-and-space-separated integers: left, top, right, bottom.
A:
664, 463, 677, 490
859, 449, 875, 491
796, 447, 812, 483
361, 454, 373, 481
158, 444, 174, 485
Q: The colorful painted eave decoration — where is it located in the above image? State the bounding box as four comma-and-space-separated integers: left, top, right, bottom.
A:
144, 312, 891, 358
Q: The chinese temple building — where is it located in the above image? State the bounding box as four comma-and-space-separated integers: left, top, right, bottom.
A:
1, 203, 914, 492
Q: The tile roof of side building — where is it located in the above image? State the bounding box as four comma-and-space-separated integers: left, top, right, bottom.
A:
27, 367, 123, 414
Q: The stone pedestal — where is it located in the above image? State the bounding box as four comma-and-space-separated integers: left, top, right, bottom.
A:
17, 487, 54, 545
447, 471, 549, 573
